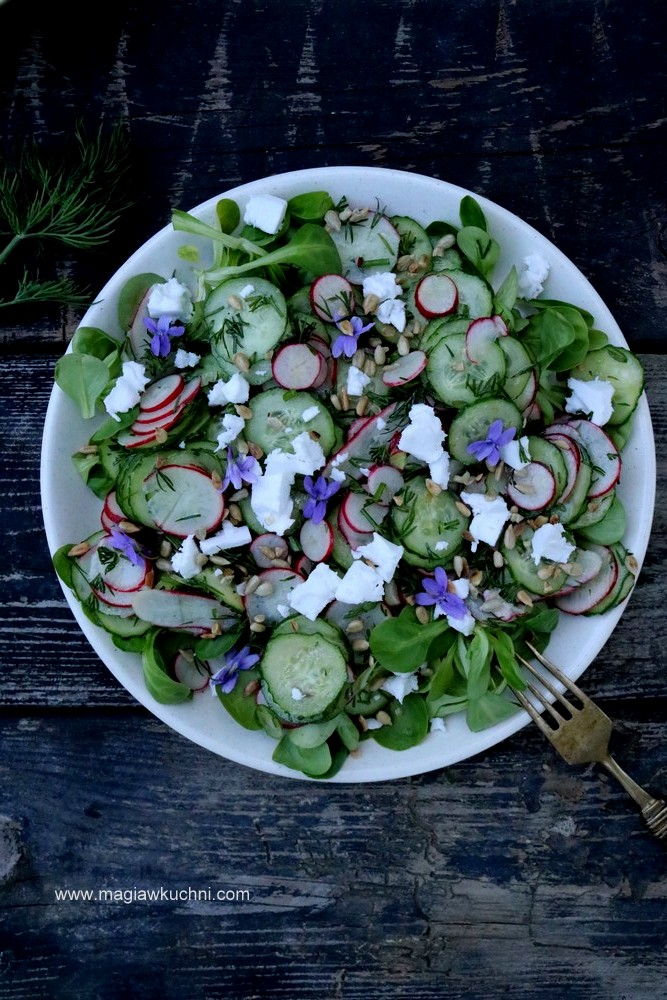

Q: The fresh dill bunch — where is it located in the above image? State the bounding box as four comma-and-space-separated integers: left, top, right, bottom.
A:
0, 120, 134, 310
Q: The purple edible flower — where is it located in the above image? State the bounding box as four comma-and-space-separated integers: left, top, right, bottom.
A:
107, 526, 143, 567
302, 474, 341, 525
415, 566, 467, 620
143, 314, 185, 358
209, 644, 260, 695
331, 314, 374, 359
221, 447, 261, 492
466, 419, 516, 467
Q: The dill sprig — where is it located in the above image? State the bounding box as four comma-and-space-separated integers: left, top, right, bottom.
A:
0, 120, 133, 309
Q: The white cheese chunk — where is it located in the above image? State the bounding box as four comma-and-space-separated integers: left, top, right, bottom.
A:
215, 413, 246, 451
301, 405, 320, 423
346, 365, 371, 397
517, 252, 550, 299
147, 277, 194, 321
207, 372, 250, 406
103, 361, 150, 421
291, 687, 305, 701
199, 523, 252, 554
171, 534, 201, 579
173, 348, 201, 369
398, 403, 446, 464
381, 672, 419, 704
243, 194, 288, 235
287, 563, 341, 621
565, 377, 614, 426
499, 435, 531, 470
460, 491, 511, 552
352, 533, 403, 583
530, 522, 576, 566
335, 560, 384, 604
430, 717, 447, 732
250, 470, 295, 535
362, 271, 406, 332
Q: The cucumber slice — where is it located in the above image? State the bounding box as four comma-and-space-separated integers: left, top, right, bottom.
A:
391, 476, 468, 567
438, 269, 493, 318
569, 345, 644, 426
260, 630, 349, 724
391, 215, 432, 267
329, 213, 400, 284
245, 387, 336, 456
501, 525, 569, 596
206, 277, 289, 366
575, 493, 627, 545
525, 436, 568, 497
568, 490, 615, 530
426, 333, 507, 407
447, 398, 523, 465
550, 458, 593, 525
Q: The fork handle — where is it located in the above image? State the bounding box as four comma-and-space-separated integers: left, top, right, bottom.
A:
601, 755, 667, 840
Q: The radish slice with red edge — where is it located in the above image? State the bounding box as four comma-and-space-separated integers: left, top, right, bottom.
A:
272, 343, 323, 390
299, 518, 334, 563
414, 273, 458, 318
382, 350, 427, 387
506, 462, 557, 511
366, 464, 405, 501
340, 490, 389, 534
243, 568, 305, 625
173, 652, 210, 691
337, 505, 372, 549
554, 545, 618, 614
465, 316, 508, 363
143, 464, 225, 537
310, 273, 356, 323
546, 419, 621, 498
323, 402, 398, 481
249, 533, 290, 569
131, 588, 237, 633
544, 433, 582, 502
551, 547, 604, 596
139, 374, 184, 412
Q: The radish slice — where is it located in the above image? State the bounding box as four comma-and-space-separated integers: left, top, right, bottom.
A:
545, 433, 582, 502
174, 377, 202, 410
310, 273, 356, 323
340, 491, 389, 534
143, 464, 225, 537
382, 350, 427, 387
323, 402, 398, 481
546, 419, 621, 498
243, 567, 305, 625
414, 273, 458, 318
551, 547, 605, 596
102, 491, 125, 527
515, 369, 538, 413
92, 586, 136, 611
299, 519, 334, 563
131, 588, 236, 633
366, 464, 405, 502
272, 343, 323, 389
117, 428, 161, 449
506, 462, 557, 511
294, 554, 314, 577
250, 533, 290, 569
139, 374, 184, 413
337, 505, 372, 550
554, 545, 618, 614
465, 316, 508, 363
173, 652, 210, 691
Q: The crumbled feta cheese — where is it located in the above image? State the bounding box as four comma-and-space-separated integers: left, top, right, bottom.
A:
499, 435, 531, 470
251, 470, 295, 535
243, 194, 288, 235
173, 348, 201, 369
239, 284, 255, 298
199, 523, 252, 554
330, 467, 347, 483
376, 418, 386, 430
346, 365, 371, 397
287, 563, 341, 621
430, 717, 447, 733
446, 610, 476, 636
565, 377, 614, 426
291, 687, 305, 701
362, 271, 406, 332
518, 252, 550, 299
276, 604, 290, 618
530, 522, 576, 566
103, 361, 150, 421
460, 491, 511, 552
398, 403, 451, 486
265, 432, 326, 478
335, 560, 385, 604
434, 541, 449, 552
365, 718, 384, 730
147, 277, 194, 321
381, 671, 419, 704
171, 534, 201, 579
207, 372, 250, 407
215, 413, 246, 451
352, 533, 403, 583
450, 578, 470, 599
301, 405, 320, 422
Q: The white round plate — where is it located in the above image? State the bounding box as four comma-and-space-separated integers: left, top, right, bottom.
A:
40, 166, 656, 782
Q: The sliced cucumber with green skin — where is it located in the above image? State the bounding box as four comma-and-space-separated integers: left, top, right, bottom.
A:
569, 345, 644, 426
329, 213, 400, 284
391, 476, 469, 568
260, 630, 349, 724
244, 387, 336, 456
115, 449, 222, 530
206, 277, 289, 366
550, 458, 593, 525
391, 215, 432, 267
501, 525, 570, 597
568, 490, 615, 530
427, 333, 507, 408
500, 337, 535, 403
419, 316, 469, 354
438, 269, 493, 318
525, 436, 569, 498
447, 397, 523, 465
575, 493, 627, 545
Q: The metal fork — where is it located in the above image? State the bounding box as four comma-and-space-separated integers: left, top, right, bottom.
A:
510, 641, 667, 841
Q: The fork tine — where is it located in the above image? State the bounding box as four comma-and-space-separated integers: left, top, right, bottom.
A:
520, 675, 566, 726
525, 641, 589, 701
515, 652, 576, 714
510, 684, 559, 739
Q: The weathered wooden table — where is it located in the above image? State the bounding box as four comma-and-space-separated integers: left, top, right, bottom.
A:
1, 2, 665, 997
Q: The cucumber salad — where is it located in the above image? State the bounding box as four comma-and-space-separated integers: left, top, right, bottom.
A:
53, 185, 645, 779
